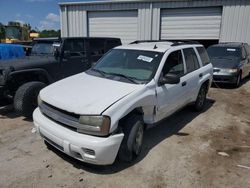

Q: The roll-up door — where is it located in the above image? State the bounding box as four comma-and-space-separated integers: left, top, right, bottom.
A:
88, 11, 138, 44
160, 7, 222, 40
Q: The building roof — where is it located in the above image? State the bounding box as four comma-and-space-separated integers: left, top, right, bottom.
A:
59, 0, 183, 6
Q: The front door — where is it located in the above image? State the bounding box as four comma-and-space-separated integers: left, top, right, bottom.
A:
155, 50, 188, 122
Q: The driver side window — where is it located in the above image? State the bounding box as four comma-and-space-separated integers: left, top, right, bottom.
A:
162, 50, 184, 77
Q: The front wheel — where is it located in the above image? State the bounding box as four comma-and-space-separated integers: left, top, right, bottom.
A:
14, 81, 46, 118
193, 85, 207, 112
234, 73, 242, 88
118, 115, 144, 163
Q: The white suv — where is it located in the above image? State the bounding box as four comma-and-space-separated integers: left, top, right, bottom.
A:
33, 41, 213, 165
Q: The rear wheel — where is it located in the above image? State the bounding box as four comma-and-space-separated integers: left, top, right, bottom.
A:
118, 114, 144, 162
14, 81, 46, 118
193, 85, 207, 112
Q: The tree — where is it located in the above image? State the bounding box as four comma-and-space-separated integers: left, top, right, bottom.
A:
0, 22, 5, 40
39, 29, 60, 38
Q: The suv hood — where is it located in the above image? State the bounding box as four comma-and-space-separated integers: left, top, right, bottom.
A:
0, 55, 55, 70
210, 57, 240, 69
40, 72, 143, 115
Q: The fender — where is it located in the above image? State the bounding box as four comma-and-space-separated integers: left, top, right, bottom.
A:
102, 80, 157, 132
9, 68, 52, 83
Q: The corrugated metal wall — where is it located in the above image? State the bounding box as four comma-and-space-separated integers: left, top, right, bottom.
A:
220, 2, 250, 43
60, 0, 250, 44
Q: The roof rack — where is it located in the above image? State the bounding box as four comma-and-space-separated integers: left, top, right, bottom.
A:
129, 40, 200, 46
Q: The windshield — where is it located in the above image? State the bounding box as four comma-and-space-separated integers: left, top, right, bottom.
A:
90, 49, 163, 84
5, 27, 20, 39
207, 46, 241, 59
31, 42, 54, 55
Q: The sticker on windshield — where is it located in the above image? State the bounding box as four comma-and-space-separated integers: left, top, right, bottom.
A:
227, 48, 236, 51
137, 55, 153, 62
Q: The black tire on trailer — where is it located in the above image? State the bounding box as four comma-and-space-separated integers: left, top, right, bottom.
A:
14, 81, 46, 118
118, 114, 144, 163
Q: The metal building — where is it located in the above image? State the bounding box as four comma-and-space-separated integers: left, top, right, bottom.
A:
59, 0, 250, 45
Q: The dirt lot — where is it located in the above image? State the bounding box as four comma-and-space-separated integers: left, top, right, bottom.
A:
0, 79, 250, 188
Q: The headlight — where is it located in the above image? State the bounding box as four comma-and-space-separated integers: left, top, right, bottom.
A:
221, 68, 238, 73
37, 95, 43, 106
228, 69, 238, 73
78, 115, 110, 136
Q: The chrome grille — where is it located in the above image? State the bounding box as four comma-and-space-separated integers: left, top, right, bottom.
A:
39, 102, 81, 132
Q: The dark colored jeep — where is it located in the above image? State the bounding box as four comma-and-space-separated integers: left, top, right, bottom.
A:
0, 37, 121, 117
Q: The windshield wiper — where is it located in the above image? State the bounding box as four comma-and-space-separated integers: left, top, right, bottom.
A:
105, 72, 139, 84
91, 68, 107, 77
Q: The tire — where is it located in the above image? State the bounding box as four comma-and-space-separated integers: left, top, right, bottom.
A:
234, 72, 242, 88
193, 84, 207, 112
14, 81, 46, 118
118, 114, 144, 163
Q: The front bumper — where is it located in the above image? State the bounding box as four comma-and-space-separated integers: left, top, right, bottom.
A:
33, 108, 124, 165
213, 72, 238, 84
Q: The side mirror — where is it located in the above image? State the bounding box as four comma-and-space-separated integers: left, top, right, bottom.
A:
63, 50, 71, 59
53, 48, 60, 59
159, 73, 180, 86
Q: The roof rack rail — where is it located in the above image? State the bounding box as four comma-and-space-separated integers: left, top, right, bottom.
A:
130, 40, 173, 44
170, 40, 200, 46
129, 40, 200, 46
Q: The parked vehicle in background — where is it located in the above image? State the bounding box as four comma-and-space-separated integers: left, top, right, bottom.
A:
207, 42, 250, 87
0, 37, 121, 118
33, 40, 213, 165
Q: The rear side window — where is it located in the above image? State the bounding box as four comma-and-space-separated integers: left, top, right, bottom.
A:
90, 39, 105, 56
183, 48, 200, 73
89, 39, 105, 63
105, 39, 121, 52
196, 47, 210, 66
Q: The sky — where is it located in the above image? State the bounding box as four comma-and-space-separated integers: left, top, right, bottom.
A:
0, 0, 98, 31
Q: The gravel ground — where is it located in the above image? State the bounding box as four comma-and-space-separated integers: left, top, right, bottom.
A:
0, 78, 250, 188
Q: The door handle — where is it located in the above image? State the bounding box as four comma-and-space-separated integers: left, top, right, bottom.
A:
182, 81, 187, 87
199, 73, 203, 78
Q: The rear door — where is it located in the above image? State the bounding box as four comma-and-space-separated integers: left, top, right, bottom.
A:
61, 38, 90, 78
182, 47, 203, 102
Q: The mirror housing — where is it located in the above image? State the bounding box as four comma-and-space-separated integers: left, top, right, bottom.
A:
53, 48, 60, 59
159, 73, 180, 86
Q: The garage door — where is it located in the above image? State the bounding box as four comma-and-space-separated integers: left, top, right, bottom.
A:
160, 7, 222, 40
88, 11, 138, 44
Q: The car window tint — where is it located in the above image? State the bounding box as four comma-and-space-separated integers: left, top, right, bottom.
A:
196, 47, 210, 66
105, 39, 121, 52
183, 48, 200, 73
90, 39, 105, 56
162, 50, 184, 77
63, 39, 85, 57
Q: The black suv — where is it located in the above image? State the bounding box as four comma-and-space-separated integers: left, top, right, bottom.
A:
0, 37, 121, 117
207, 42, 250, 87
